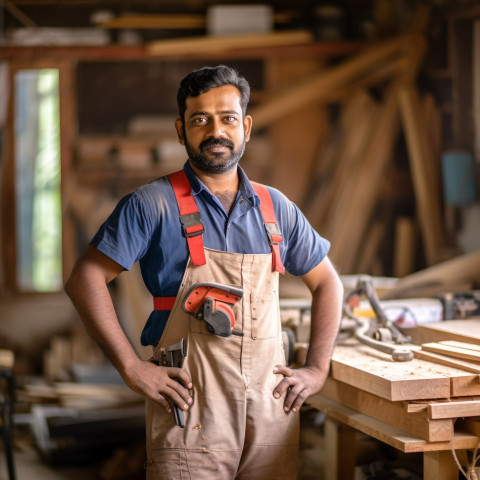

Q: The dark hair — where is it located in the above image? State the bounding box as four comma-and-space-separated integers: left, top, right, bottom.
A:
177, 65, 250, 123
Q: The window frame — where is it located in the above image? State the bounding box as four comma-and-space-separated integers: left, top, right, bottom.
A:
2, 60, 76, 295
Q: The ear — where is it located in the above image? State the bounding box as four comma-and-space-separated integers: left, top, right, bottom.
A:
243, 115, 252, 142
175, 118, 185, 145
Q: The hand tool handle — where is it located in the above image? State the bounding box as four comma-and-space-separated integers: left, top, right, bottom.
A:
172, 378, 185, 428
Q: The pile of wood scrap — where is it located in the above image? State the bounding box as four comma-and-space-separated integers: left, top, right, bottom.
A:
249, 6, 447, 276
17, 322, 146, 469
30, 403, 145, 466
20, 374, 145, 468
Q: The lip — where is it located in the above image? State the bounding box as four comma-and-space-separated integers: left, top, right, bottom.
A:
205, 145, 229, 152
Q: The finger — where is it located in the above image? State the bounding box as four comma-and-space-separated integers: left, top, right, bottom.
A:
164, 384, 191, 411
166, 367, 193, 391
175, 369, 193, 390
283, 385, 307, 414
272, 375, 295, 401
273, 365, 293, 377
167, 377, 193, 405
150, 392, 172, 412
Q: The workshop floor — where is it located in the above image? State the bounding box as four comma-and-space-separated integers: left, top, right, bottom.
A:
11, 446, 322, 480
5, 409, 422, 480
10, 448, 93, 480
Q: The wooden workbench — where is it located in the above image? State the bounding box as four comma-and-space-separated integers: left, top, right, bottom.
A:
307, 337, 480, 479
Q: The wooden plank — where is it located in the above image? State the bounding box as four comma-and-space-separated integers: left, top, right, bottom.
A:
97, 12, 293, 30
249, 35, 407, 130
422, 342, 480, 362
305, 90, 379, 230
147, 30, 314, 57
441, 340, 480, 352
393, 216, 416, 277
268, 56, 328, 204
323, 84, 400, 273
98, 14, 206, 29
0, 42, 364, 63
428, 399, 480, 419
398, 85, 444, 266
416, 320, 480, 344
405, 402, 428, 413
450, 373, 480, 397
354, 221, 385, 275
331, 342, 452, 401
307, 394, 480, 453
388, 251, 480, 299
320, 377, 452, 441
413, 348, 480, 374
410, 320, 480, 348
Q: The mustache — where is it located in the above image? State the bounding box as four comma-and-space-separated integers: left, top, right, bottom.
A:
200, 137, 234, 151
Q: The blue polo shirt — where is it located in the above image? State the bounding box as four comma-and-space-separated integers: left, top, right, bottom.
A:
91, 162, 330, 346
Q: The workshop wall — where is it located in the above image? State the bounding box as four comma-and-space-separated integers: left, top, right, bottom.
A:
0, 0, 479, 371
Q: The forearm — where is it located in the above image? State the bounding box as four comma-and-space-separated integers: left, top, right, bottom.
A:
64, 254, 139, 378
305, 273, 344, 379
65, 247, 193, 411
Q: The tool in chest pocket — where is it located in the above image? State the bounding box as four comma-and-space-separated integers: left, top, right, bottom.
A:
182, 282, 244, 337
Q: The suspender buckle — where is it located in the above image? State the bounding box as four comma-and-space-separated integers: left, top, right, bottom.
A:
180, 212, 205, 238
264, 222, 283, 245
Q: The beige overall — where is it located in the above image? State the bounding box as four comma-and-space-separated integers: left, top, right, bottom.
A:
145, 248, 299, 479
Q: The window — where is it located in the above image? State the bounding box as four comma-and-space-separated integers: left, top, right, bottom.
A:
14, 69, 62, 292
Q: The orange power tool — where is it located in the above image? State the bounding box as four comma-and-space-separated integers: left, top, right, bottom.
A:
182, 282, 244, 337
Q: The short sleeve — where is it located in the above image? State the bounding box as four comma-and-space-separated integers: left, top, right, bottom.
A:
269, 189, 331, 277
90, 192, 154, 271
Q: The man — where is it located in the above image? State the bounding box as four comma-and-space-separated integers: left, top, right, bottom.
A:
65, 65, 343, 479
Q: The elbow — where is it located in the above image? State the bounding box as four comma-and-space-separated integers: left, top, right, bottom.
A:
63, 271, 76, 299
335, 272, 344, 298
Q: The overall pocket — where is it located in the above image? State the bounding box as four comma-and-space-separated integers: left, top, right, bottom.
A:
250, 292, 279, 340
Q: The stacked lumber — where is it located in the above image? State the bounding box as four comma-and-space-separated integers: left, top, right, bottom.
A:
248, 5, 448, 275
308, 339, 480, 456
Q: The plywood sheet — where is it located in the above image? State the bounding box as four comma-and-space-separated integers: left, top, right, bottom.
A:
331, 341, 479, 401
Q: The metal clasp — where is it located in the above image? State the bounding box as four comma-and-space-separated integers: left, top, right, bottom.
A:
180, 212, 205, 238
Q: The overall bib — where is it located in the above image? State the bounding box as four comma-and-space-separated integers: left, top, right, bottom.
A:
145, 172, 299, 480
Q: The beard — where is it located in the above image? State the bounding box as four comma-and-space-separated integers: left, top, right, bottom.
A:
185, 135, 246, 174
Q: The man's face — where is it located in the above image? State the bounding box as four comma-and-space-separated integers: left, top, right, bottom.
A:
175, 85, 252, 174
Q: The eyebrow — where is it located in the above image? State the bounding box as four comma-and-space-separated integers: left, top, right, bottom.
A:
189, 109, 240, 118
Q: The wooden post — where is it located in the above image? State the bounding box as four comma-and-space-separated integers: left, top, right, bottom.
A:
324, 417, 357, 480
423, 450, 459, 480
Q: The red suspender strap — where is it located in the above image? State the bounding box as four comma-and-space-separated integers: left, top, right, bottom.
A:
251, 182, 285, 274
168, 170, 207, 267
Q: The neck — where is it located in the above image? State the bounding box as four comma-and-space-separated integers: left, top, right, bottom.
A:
189, 163, 240, 194
189, 163, 240, 214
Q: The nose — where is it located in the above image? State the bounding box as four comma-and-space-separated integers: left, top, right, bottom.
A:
208, 117, 225, 138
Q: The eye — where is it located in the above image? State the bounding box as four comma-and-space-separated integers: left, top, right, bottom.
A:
223, 115, 238, 124
192, 117, 208, 125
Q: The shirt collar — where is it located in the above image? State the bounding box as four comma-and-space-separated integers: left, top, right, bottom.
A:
182, 161, 260, 208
